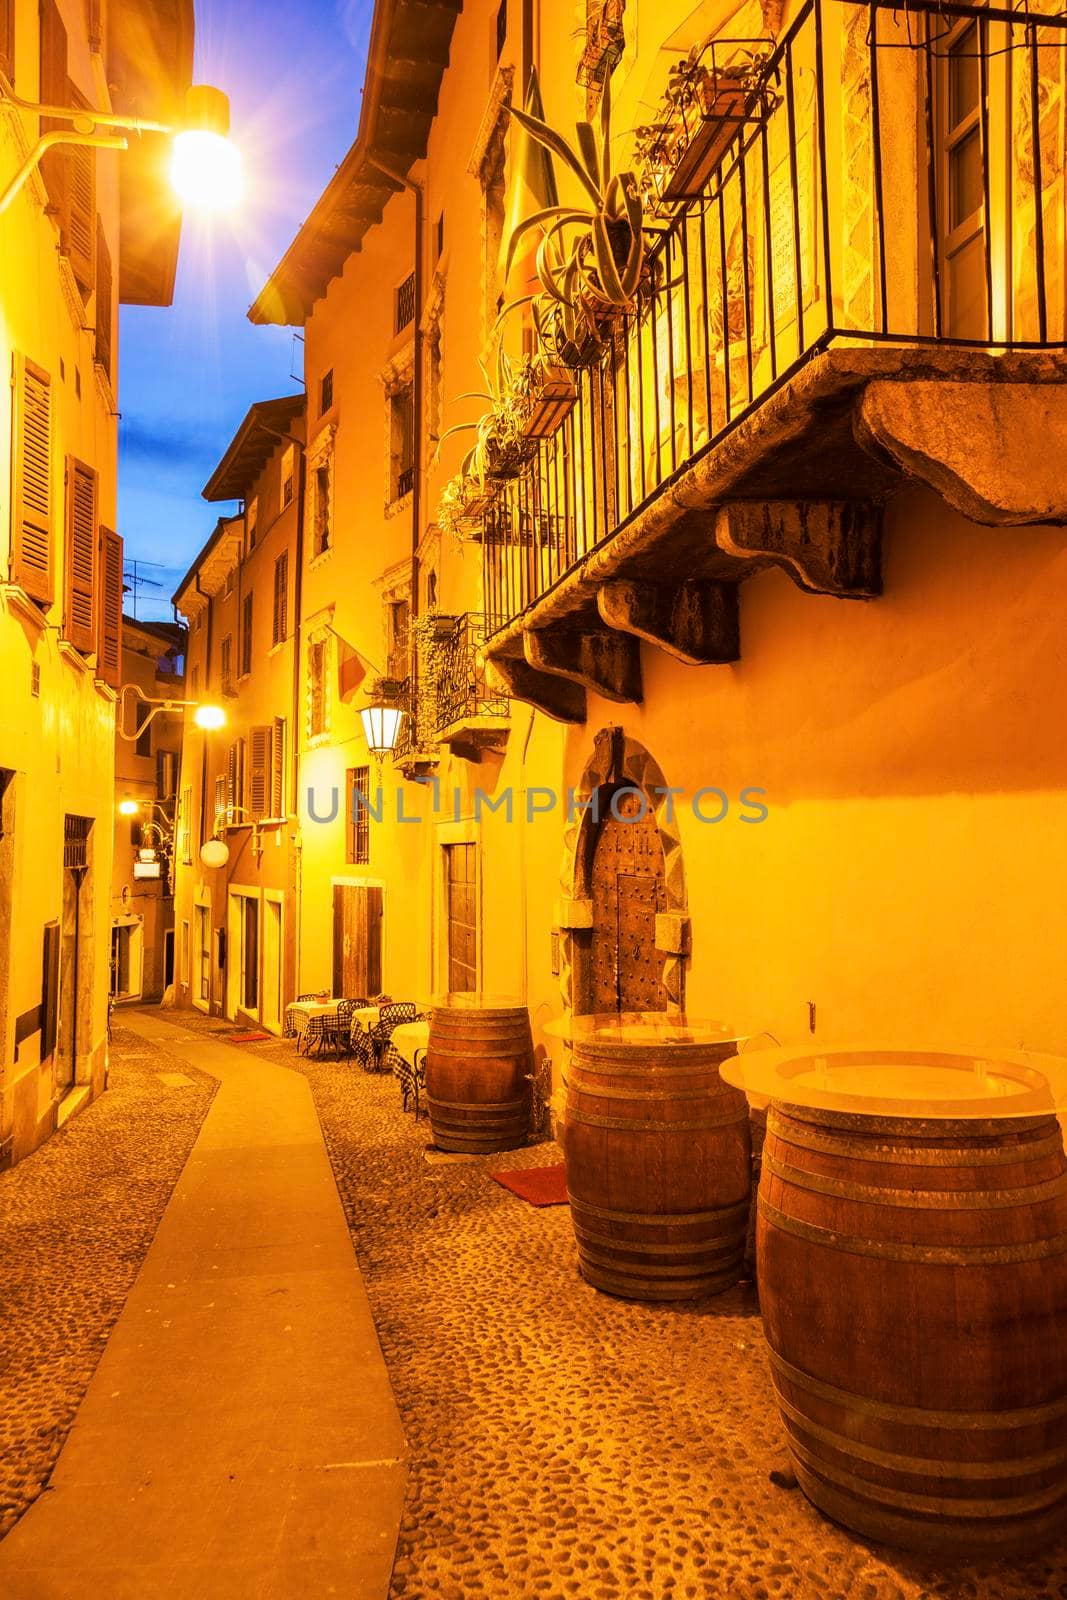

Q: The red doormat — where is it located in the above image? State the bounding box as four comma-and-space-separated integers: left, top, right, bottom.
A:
490, 1164, 569, 1207
229, 1031, 272, 1043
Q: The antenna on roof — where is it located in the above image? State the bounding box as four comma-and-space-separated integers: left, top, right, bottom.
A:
123, 559, 167, 620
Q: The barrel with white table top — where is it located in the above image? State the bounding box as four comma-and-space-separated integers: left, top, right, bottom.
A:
425, 994, 533, 1153
722, 1046, 1067, 1556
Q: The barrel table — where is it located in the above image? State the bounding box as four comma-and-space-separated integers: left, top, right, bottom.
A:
562, 1013, 754, 1302
722, 1046, 1067, 1556
425, 993, 533, 1153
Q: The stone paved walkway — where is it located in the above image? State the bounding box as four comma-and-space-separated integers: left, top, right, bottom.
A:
269, 1033, 1067, 1600
0, 1010, 406, 1600
0, 1024, 216, 1539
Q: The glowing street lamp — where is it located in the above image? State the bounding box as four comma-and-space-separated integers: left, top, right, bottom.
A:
359, 679, 406, 766
117, 684, 226, 741
0, 76, 242, 216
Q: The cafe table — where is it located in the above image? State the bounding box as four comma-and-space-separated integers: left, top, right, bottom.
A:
387, 1020, 431, 1116
720, 1043, 1067, 1556
284, 997, 342, 1039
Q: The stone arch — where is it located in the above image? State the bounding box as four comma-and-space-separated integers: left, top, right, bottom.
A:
555, 726, 690, 1022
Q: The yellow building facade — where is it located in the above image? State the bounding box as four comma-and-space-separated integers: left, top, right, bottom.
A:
245, 0, 1066, 1124
0, 0, 193, 1164
110, 616, 185, 1005
171, 397, 304, 1032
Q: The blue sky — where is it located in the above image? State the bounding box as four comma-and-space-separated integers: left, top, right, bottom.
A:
117, 0, 372, 620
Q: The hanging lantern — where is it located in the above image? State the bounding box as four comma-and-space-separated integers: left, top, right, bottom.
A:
359, 679, 406, 762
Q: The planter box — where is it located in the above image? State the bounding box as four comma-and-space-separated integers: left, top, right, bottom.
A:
664, 82, 765, 201
522, 367, 578, 440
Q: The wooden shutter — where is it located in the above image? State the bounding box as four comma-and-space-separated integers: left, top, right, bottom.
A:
271, 717, 285, 818
11, 356, 54, 604
332, 884, 383, 1000
95, 218, 112, 379
248, 725, 272, 819
241, 591, 253, 675
1, 0, 14, 80
65, 87, 96, 293
64, 457, 97, 652
272, 551, 288, 645
39, 0, 68, 219
226, 741, 238, 810
96, 525, 122, 685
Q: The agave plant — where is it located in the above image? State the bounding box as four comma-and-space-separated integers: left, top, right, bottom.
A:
502, 80, 647, 362
434, 343, 538, 488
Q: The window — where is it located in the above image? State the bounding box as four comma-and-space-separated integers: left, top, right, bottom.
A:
395, 272, 416, 333
65, 88, 96, 297
0, 0, 14, 80
272, 551, 288, 644
319, 369, 334, 415
220, 633, 234, 695
435, 212, 445, 261
194, 608, 204, 632
249, 725, 273, 819
271, 717, 286, 817
444, 842, 478, 993
281, 443, 295, 508
240, 591, 253, 677
196, 905, 211, 1001
313, 462, 331, 554
96, 526, 122, 687
94, 218, 112, 380
63, 456, 97, 653
224, 566, 235, 597
11, 357, 53, 605
937, 18, 987, 338
308, 638, 327, 738
390, 385, 415, 501
347, 765, 371, 865
246, 496, 258, 551
180, 919, 191, 987
496, 0, 507, 59
387, 596, 410, 680
214, 772, 228, 829
227, 739, 245, 814
179, 785, 192, 863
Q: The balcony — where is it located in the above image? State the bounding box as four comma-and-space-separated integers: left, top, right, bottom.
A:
391, 614, 511, 774
435, 613, 510, 758
482, 0, 1067, 722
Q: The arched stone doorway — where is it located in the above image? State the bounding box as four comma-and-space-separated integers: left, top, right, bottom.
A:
557, 727, 690, 1020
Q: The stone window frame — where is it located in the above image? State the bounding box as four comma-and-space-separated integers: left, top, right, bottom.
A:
380, 347, 415, 519
467, 65, 514, 344
306, 423, 336, 563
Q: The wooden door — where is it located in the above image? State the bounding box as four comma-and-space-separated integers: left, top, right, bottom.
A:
444, 843, 478, 994
332, 884, 383, 999
590, 787, 667, 1014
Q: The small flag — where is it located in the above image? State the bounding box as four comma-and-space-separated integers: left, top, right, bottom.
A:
499, 66, 560, 291
332, 630, 376, 700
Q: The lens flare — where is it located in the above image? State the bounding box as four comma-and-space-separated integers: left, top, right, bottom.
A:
170, 131, 243, 211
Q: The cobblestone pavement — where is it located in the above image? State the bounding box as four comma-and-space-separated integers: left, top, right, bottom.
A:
133, 1015, 1067, 1600
0, 1023, 217, 1540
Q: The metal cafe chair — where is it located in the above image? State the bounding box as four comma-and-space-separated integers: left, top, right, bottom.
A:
368, 1001, 417, 1071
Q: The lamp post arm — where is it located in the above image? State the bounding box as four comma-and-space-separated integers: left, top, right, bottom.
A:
0, 67, 171, 133
0, 130, 129, 215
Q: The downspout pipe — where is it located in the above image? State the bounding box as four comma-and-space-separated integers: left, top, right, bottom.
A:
366, 154, 424, 624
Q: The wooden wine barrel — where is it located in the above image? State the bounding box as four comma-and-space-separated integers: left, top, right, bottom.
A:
425, 998, 532, 1153
758, 1102, 1067, 1555
564, 1025, 751, 1301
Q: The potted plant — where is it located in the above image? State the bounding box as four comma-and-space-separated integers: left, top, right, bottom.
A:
502, 79, 649, 368
659, 42, 777, 203
435, 343, 540, 488
515, 355, 577, 441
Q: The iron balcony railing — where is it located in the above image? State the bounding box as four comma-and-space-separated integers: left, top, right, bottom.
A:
435, 613, 510, 733
483, 0, 1067, 637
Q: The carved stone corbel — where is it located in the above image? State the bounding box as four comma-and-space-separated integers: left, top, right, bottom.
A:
597, 579, 740, 664
715, 500, 882, 597
524, 627, 642, 704
484, 653, 586, 724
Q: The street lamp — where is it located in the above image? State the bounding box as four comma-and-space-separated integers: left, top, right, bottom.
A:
0, 76, 242, 216
359, 678, 407, 767
117, 684, 226, 741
